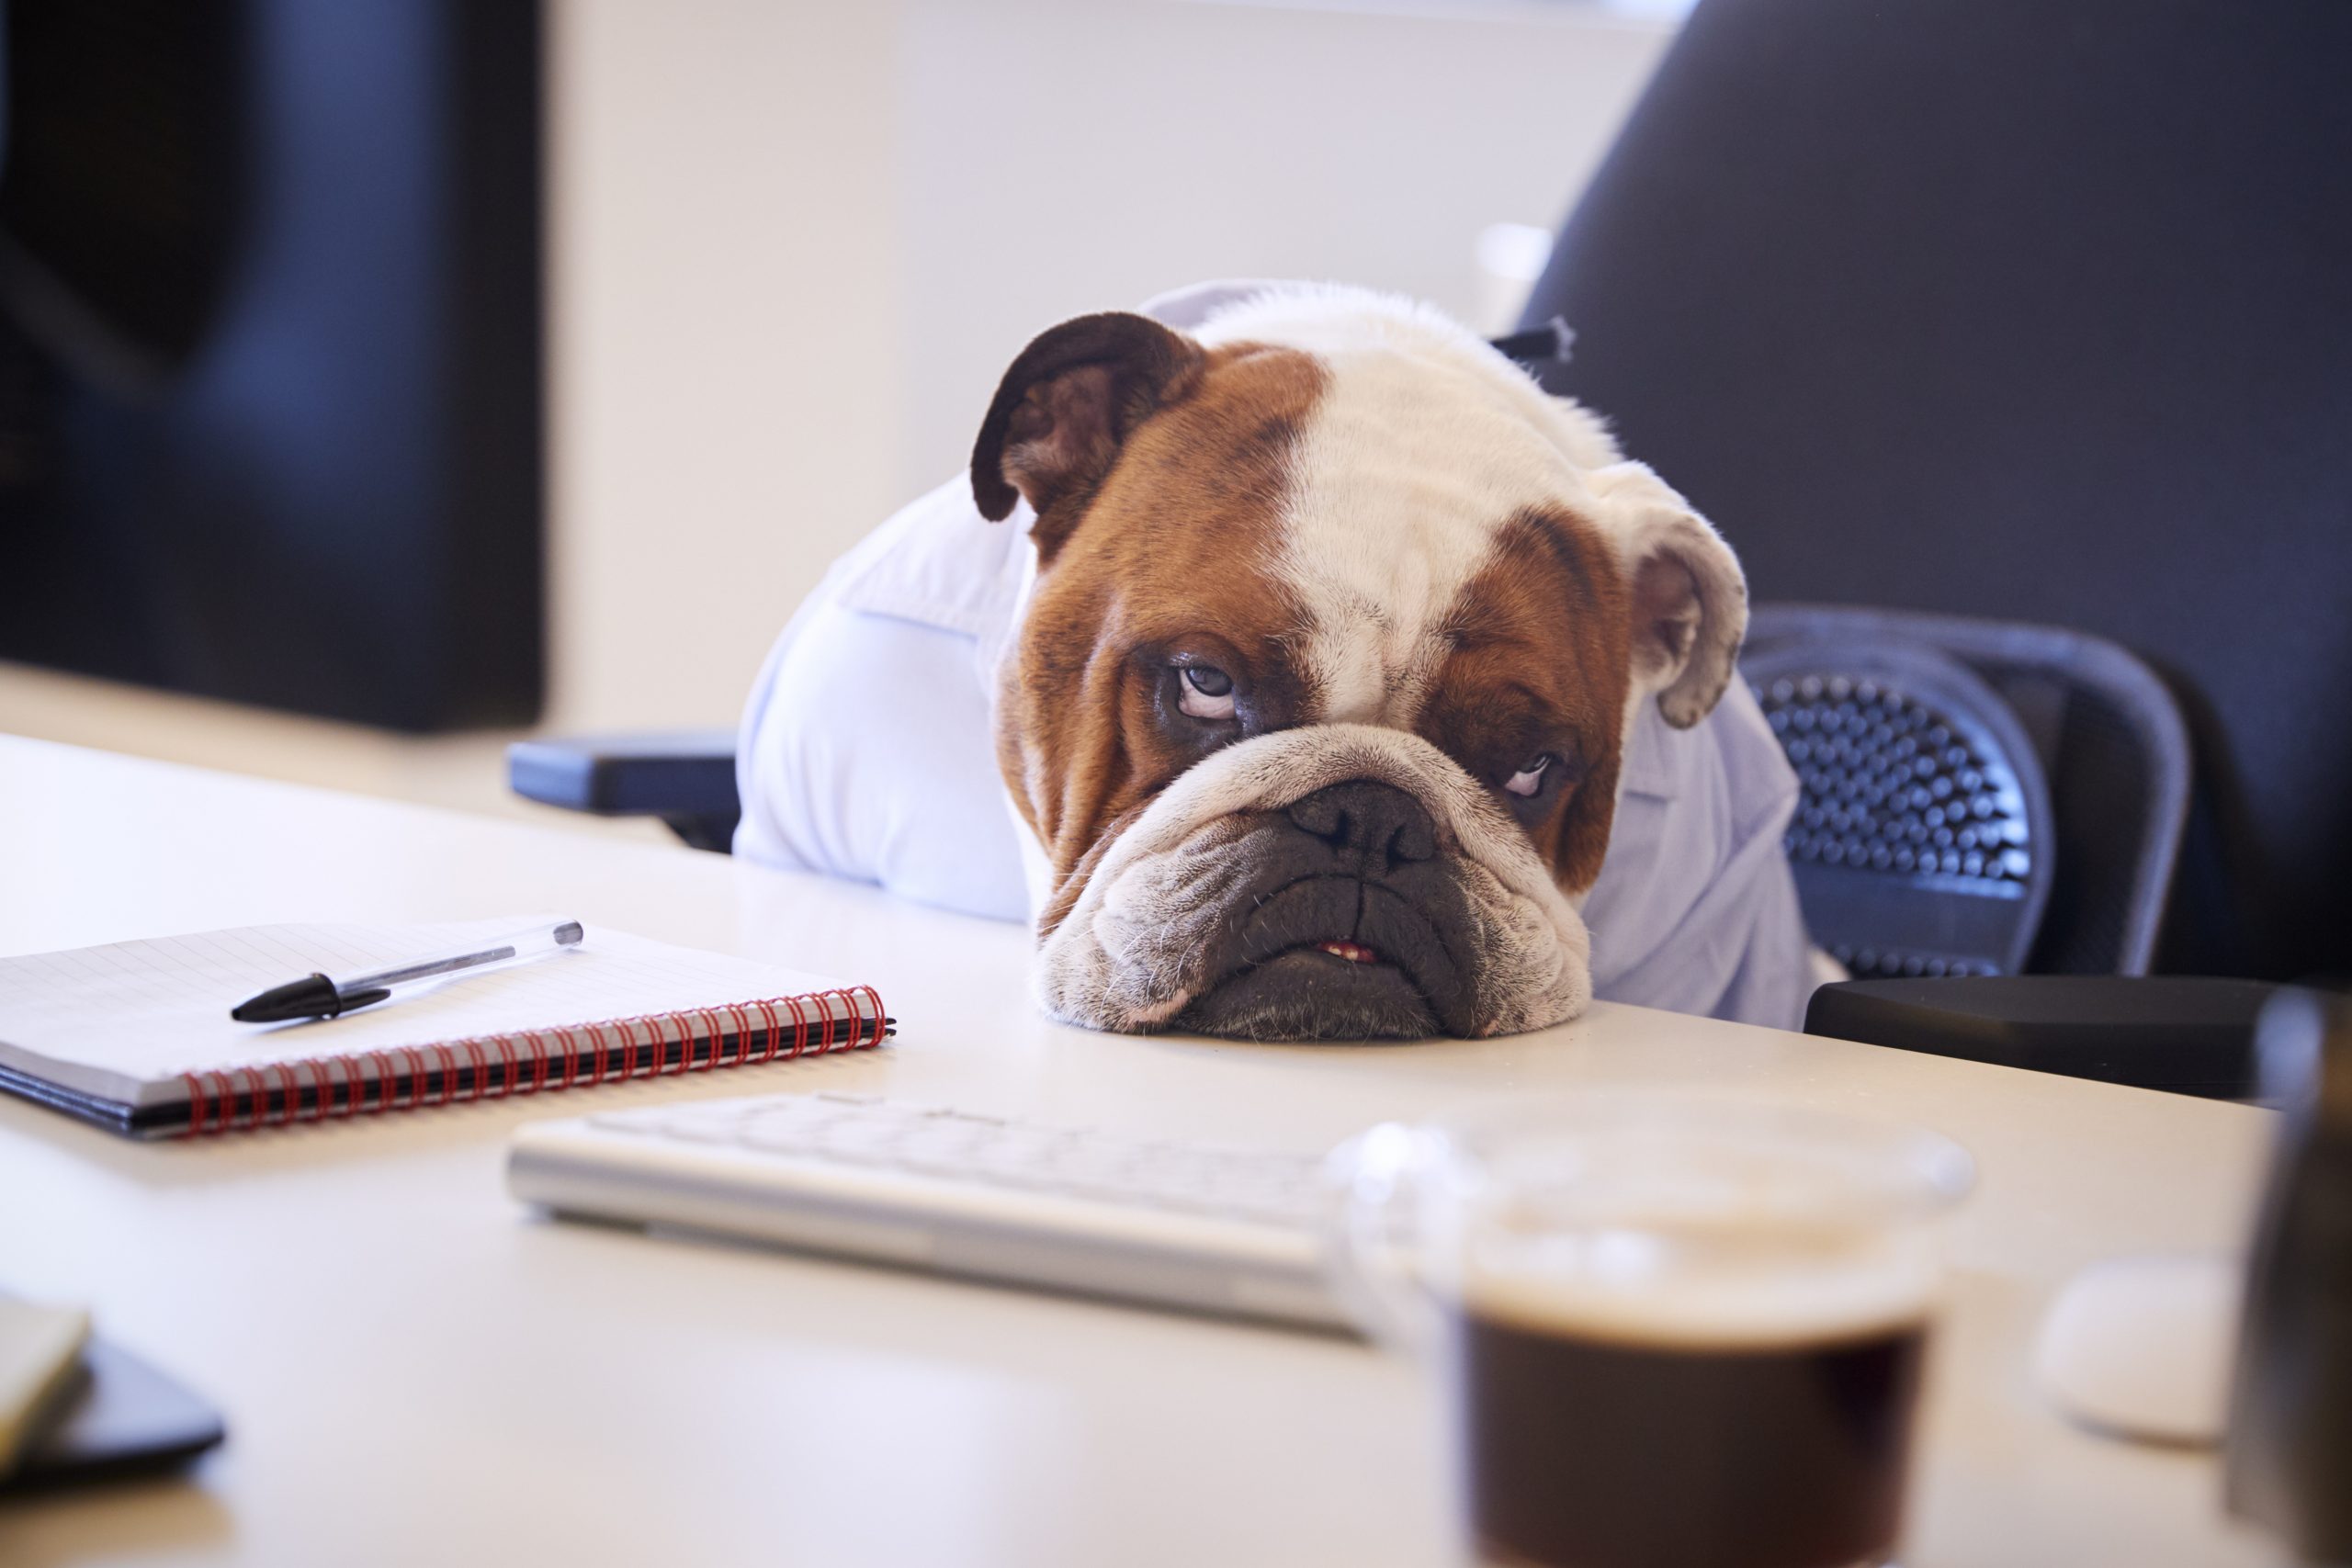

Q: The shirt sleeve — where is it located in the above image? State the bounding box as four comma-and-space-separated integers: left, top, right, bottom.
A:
1582, 682, 1819, 1032
732, 473, 1035, 925
734, 597, 1031, 923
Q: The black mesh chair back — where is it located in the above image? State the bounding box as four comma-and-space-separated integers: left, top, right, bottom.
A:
1523, 0, 2352, 982
1744, 605, 2189, 976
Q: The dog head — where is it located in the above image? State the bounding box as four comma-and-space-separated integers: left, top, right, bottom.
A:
973, 287, 1745, 1041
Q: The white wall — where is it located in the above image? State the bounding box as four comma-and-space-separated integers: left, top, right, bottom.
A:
0, 0, 1671, 827
895, 0, 1671, 492
548, 0, 908, 732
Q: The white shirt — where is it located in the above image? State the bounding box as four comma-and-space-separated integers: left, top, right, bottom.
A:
736, 286, 1818, 1032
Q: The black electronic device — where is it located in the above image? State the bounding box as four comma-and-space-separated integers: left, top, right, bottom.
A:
0, 0, 543, 731
1, 1334, 225, 1492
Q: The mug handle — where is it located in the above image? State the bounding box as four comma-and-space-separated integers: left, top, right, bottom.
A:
1321, 1122, 1444, 1354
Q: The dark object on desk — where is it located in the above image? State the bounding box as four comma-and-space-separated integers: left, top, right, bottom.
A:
2227, 989, 2352, 1561
2, 1334, 224, 1493
1521, 0, 2352, 986
1804, 976, 2278, 1099
0, 0, 545, 731
507, 730, 741, 852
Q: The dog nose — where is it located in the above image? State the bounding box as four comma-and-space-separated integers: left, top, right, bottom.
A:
1284, 779, 1438, 870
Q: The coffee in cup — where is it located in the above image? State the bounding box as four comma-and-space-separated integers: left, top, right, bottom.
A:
1327, 1097, 1972, 1568
1453, 1241, 1932, 1568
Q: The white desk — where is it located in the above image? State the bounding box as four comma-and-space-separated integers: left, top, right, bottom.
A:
0, 737, 2283, 1567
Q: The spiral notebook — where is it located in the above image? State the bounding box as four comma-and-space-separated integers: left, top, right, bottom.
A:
0, 919, 888, 1140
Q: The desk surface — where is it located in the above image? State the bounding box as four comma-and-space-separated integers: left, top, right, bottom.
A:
0, 736, 2282, 1567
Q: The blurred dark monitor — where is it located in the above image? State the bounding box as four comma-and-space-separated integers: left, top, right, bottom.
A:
0, 0, 542, 731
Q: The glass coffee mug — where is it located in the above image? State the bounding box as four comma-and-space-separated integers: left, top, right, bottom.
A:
1325, 1094, 1973, 1568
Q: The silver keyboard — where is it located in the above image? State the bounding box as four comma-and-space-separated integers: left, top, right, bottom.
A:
507, 1092, 1350, 1330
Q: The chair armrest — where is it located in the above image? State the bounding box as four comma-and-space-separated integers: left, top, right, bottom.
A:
505, 730, 741, 852
1804, 976, 2282, 1098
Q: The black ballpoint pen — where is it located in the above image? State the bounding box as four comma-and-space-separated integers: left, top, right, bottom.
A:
231, 919, 585, 1022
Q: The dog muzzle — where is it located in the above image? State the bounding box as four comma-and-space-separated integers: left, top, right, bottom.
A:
1034, 725, 1592, 1041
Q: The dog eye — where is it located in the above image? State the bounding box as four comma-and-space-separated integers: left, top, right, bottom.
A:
1178, 664, 1237, 720
1504, 753, 1553, 797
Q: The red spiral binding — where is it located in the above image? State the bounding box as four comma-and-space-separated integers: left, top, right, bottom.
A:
173, 985, 888, 1137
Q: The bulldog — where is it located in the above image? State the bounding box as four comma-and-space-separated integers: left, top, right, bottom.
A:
736, 283, 1815, 1041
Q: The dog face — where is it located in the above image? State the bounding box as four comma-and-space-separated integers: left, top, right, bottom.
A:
973, 289, 1745, 1041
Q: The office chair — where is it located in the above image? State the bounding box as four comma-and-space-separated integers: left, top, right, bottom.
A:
1516, 0, 2351, 1089
1523, 0, 2351, 986
514, 0, 2350, 1092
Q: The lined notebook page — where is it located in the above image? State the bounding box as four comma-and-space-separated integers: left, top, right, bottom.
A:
0, 919, 863, 1107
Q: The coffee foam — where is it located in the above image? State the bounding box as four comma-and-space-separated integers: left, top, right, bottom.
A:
1459, 1227, 1938, 1349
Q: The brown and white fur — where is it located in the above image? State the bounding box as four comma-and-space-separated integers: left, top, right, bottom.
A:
974, 286, 1746, 1042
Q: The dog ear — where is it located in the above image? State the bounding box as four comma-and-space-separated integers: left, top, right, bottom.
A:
1592, 463, 1748, 729
970, 311, 1206, 557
